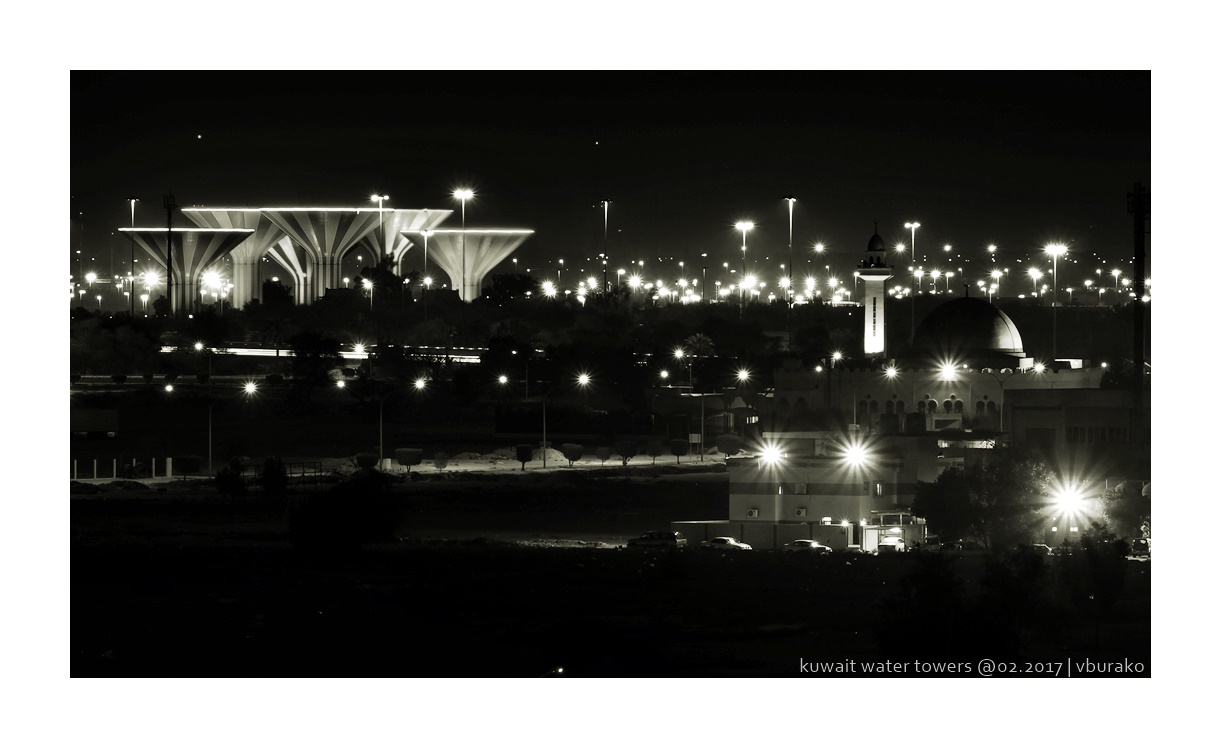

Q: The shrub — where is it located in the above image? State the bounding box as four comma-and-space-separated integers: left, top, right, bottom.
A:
120, 462, 149, 479
353, 453, 379, 470
594, 446, 612, 466
142, 373, 155, 384
395, 448, 424, 473
615, 440, 637, 466
669, 438, 690, 464
289, 471, 402, 552
715, 433, 743, 459
515, 444, 534, 471
215, 457, 247, 496
561, 443, 583, 467
164, 374, 179, 384
259, 457, 289, 498
111, 374, 128, 385
174, 455, 203, 478
434, 452, 449, 471
264, 373, 284, 386
645, 440, 664, 465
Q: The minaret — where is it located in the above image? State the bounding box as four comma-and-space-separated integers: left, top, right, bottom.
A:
858, 223, 893, 356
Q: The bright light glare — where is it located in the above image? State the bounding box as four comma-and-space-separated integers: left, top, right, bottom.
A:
842, 443, 868, 467
577, 374, 591, 386
453, 188, 474, 201
1053, 484, 1085, 513
243, 382, 257, 394
884, 366, 898, 377
735, 221, 754, 231
414, 378, 427, 390
737, 369, 750, 382
336, 380, 346, 389
760, 444, 783, 465
498, 375, 508, 385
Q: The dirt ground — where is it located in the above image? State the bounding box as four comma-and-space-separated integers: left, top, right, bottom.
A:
71, 468, 1151, 677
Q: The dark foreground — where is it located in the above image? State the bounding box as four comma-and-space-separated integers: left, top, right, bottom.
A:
72, 474, 1151, 677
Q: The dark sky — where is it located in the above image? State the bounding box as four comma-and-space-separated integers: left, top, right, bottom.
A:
71, 71, 1149, 290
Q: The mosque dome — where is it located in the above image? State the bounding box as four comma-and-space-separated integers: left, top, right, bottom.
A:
911, 297, 1026, 362
867, 232, 886, 254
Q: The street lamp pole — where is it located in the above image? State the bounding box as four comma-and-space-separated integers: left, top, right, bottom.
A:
542, 375, 591, 469
127, 197, 139, 316
453, 189, 474, 300
735, 221, 753, 319
905, 221, 921, 265
784, 196, 796, 349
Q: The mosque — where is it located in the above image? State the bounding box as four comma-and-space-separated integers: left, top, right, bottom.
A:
674, 228, 1146, 552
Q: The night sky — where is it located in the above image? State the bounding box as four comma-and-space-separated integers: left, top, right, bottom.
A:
71, 71, 1149, 291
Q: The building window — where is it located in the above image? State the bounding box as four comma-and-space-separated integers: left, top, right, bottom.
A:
953, 400, 963, 413
928, 400, 938, 414
975, 401, 985, 415
885, 400, 894, 415
869, 400, 879, 414
896, 400, 905, 414
917, 401, 926, 414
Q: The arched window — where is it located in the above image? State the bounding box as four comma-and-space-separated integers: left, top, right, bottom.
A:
896, 400, 905, 414
869, 400, 880, 414
952, 400, 962, 413
975, 401, 986, 414
885, 400, 895, 415
927, 400, 937, 414
986, 401, 998, 414
917, 401, 926, 414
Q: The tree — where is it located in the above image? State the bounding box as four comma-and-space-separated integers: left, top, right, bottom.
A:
645, 440, 664, 465
912, 466, 978, 543
912, 447, 1055, 550
594, 446, 612, 466
715, 433, 743, 460
395, 448, 424, 473
515, 444, 534, 471
561, 443, 583, 467
615, 440, 637, 466
259, 457, 289, 498
433, 452, 449, 471
669, 438, 690, 464
1099, 482, 1150, 538
215, 457, 247, 498
287, 330, 342, 383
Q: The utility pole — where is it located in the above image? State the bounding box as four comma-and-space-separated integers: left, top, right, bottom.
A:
1127, 182, 1149, 448
164, 193, 176, 316
127, 197, 139, 315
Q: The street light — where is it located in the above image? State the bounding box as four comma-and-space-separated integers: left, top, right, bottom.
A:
987, 244, 997, 262
1028, 267, 1043, 296
735, 221, 754, 315
542, 374, 592, 469
362, 277, 374, 310
370, 194, 389, 257
783, 196, 796, 346
209, 382, 257, 477
904, 221, 921, 263
453, 188, 474, 300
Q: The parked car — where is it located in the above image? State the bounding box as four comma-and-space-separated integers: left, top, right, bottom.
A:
783, 539, 832, 554
627, 531, 688, 549
877, 537, 907, 554
1130, 538, 1150, 557
699, 536, 753, 551
940, 539, 987, 556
